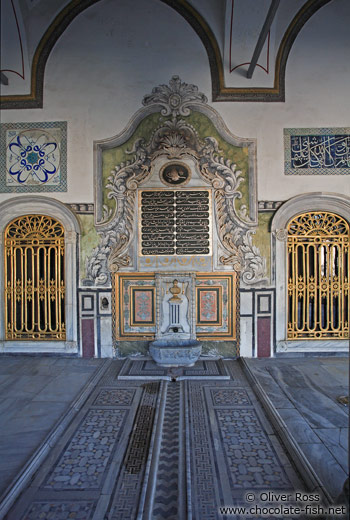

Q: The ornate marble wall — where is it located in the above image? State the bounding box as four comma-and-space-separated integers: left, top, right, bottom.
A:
78, 77, 269, 357
1, 78, 348, 359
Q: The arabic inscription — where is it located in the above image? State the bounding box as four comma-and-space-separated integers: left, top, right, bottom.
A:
284, 128, 350, 175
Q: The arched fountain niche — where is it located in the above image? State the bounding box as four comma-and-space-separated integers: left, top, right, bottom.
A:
84, 77, 267, 364
149, 275, 201, 367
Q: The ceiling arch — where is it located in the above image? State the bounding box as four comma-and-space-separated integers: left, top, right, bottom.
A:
0, 0, 332, 109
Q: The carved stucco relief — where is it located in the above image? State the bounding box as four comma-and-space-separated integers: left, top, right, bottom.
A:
84, 77, 267, 287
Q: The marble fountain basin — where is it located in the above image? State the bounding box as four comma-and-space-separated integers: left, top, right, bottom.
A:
149, 339, 202, 367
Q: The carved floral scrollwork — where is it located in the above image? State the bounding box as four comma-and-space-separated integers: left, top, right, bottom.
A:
275, 228, 288, 242
198, 136, 267, 284
85, 141, 149, 284
142, 75, 208, 119
150, 118, 200, 160
85, 77, 266, 286
107, 234, 131, 272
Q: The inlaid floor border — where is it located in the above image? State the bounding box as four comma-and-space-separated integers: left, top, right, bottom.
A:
118, 357, 230, 381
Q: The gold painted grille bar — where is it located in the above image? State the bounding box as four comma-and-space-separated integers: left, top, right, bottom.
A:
287, 212, 349, 340
4, 215, 66, 340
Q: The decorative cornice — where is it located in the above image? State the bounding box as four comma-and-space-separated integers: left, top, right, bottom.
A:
258, 201, 283, 212
0, 0, 332, 109
68, 203, 94, 214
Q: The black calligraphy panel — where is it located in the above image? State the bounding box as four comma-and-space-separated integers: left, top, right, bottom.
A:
140, 190, 210, 256
141, 191, 175, 255
175, 191, 210, 254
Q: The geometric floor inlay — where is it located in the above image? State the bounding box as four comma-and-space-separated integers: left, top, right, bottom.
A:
187, 379, 298, 519
23, 501, 96, 520
118, 358, 230, 380
215, 407, 290, 488
43, 409, 127, 490
211, 388, 251, 406
4, 360, 306, 520
93, 388, 136, 406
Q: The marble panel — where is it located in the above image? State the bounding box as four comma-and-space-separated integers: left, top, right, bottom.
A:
0, 374, 12, 388
239, 316, 253, 357
0, 359, 23, 373
100, 316, 114, 358
0, 398, 32, 420
257, 294, 271, 313
319, 361, 349, 380
249, 367, 294, 409
314, 428, 349, 472
5, 412, 65, 435
268, 366, 348, 429
32, 373, 97, 402
13, 400, 66, 417
297, 364, 348, 391
267, 365, 310, 389
240, 291, 253, 315
277, 408, 321, 444
339, 428, 348, 450
0, 431, 43, 470
0, 375, 52, 398
298, 442, 347, 500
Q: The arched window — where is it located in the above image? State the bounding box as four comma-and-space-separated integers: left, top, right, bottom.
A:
4, 215, 66, 340
272, 193, 350, 354
287, 211, 349, 340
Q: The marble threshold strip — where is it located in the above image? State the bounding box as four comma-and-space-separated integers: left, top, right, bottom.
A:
184, 380, 193, 520
0, 359, 112, 519
239, 357, 333, 507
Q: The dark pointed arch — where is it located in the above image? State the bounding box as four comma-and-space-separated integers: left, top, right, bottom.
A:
0, 0, 332, 108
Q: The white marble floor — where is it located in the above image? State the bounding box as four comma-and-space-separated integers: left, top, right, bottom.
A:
0, 355, 348, 520
244, 357, 349, 503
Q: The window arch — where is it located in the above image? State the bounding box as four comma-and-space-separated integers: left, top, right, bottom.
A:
5, 215, 66, 341
0, 196, 80, 354
271, 192, 350, 354
287, 211, 349, 340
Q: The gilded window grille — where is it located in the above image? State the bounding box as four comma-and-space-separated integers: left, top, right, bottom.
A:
287, 211, 349, 340
4, 215, 66, 340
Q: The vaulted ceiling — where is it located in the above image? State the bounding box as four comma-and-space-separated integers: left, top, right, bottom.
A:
0, 0, 335, 108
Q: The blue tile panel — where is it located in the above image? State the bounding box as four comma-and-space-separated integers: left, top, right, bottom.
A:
284, 128, 350, 175
0, 121, 67, 192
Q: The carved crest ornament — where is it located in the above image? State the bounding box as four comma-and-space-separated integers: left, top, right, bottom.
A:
85, 76, 267, 286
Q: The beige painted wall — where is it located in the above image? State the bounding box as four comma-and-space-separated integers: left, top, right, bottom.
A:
1, 0, 349, 206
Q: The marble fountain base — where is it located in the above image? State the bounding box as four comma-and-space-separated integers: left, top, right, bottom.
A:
149, 339, 202, 367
